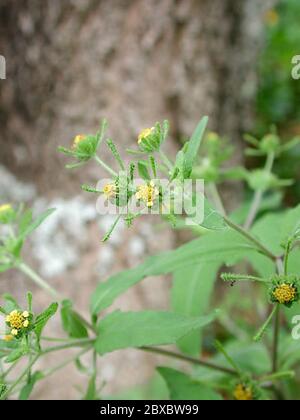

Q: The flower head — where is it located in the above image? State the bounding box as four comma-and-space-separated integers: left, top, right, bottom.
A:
72, 134, 87, 149
0, 203, 15, 224
137, 123, 164, 152
5, 309, 32, 338
273, 283, 297, 305
270, 275, 299, 307
138, 127, 155, 145
0, 204, 12, 214
233, 383, 253, 401
136, 181, 159, 208
103, 183, 117, 200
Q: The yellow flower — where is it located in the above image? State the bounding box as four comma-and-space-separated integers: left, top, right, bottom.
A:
264, 9, 279, 26
72, 134, 87, 149
0, 204, 12, 214
23, 320, 29, 328
22, 311, 29, 318
233, 384, 253, 401
3, 334, 13, 342
6, 310, 25, 329
273, 283, 296, 304
11, 329, 19, 337
206, 131, 219, 142
103, 184, 117, 199
136, 181, 159, 208
138, 127, 154, 145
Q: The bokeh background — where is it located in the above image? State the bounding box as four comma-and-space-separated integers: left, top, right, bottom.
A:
0, 0, 300, 399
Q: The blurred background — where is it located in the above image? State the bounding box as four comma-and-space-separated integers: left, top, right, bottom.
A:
0, 0, 300, 399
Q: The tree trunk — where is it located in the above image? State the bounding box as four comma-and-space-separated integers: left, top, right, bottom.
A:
1, 0, 274, 190
0, 0, 275, 399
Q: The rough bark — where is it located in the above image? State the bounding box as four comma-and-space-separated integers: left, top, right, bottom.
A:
1, 0, 274, 189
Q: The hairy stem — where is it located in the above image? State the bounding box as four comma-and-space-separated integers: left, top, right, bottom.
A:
208, 183, 226, 216
272, 305, 280, 373
159, 150, 173, 172
140, 346, 237, 376
18, 262, 60, 299
94, 155, 118, 177
0, 354, 40, 400
18, 262, 96, 335
223, 216, 277, 261
244, 152, 275, 230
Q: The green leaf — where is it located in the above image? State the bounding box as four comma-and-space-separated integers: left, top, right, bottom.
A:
83, 375, 99, 400
106, 138, 125, 170
187, 196, 226, 230
172, 263, 220, 356
18, 209, 33, 235
183, 117, 208, 178
194, 341, 271, 383
34, 303, 58, 340
0, 263, 13, 273
5, 347, 27, 363
137, 161, 151, 180
19, 208, 56, 241
19, 371, 43, 400
91, 229, 259, 315
95, 310, 218, 355
158, 367, 222, 400
61, 300, 88, 339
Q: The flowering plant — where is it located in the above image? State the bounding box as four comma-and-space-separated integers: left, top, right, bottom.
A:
0, 117, 300, 400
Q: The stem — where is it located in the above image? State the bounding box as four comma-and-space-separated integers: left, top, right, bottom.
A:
0, 354, 40, 400
254, 304, 278, 342
284, 240, 292, 275
94, 155, 118, 177
41, 339, 95, 355
244, 190, 263, 230
223, 216, 277, 261
2, 359, 20, 380
208, 183, 226, 216
259, 370, 294, 383
18, 262, 96, 336
18, 262, 60, 299
42, 347, 92, 379
159, 150, 173, 172
272, 305, 280, 373
244, 152, 275, 230
140, 346, 237, 376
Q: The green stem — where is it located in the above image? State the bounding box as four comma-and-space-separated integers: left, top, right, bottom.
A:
1, 339, 94, 400
244, 152, 275, 230
223, 216, 277, 261
259, 370, 294, 383
18, 262, 60, 299
0, 354, 40, 400
94, 155, 118, 177
208, 183, 226, 216
244, 190, 263, 230
140, 346, 237, 376
272, 305, 280, 373
42, 347, 92, 379
41, 339, 95, 355
159, 150, 173, 172
284, 240, 292, 276
18, 262, 96, 336
2, 359, 20, 380
254, 305, 279, 342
